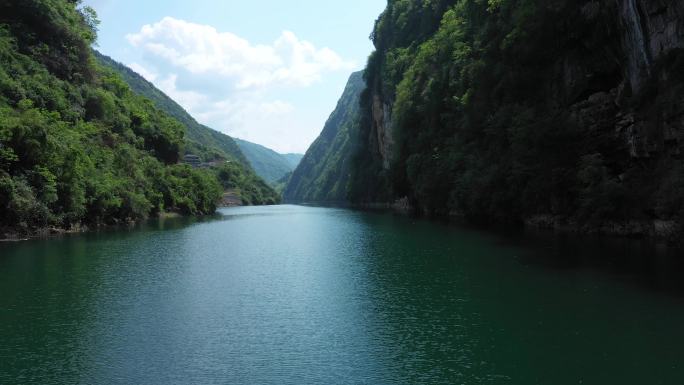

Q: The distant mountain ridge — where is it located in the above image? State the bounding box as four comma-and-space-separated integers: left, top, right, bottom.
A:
281, 153, 304, 170
235, 139, 303, 184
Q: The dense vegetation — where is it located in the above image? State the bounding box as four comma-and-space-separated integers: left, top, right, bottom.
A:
294, 0, 683, 235
0, 0, 276, 236
234, 138, 302, 184
211, 161, 280, 205
284, 72, 365, 202
96, 53, 280, 206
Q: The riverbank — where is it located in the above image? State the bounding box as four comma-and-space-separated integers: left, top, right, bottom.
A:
524, 215, 681, 241
289, 199, 683, 243
0, 196, 281, 242
220, 190, 244, 207
1, 211, 194, 242
0, 225, 88, 242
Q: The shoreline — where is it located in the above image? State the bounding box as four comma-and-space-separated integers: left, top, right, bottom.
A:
0, 203, 266, 243
4, 203, 681, 244
287, 200, 682, 243
0, 226, 88, 243
0, 211, 191, 243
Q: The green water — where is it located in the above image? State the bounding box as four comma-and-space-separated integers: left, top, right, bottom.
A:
1, 205, 683, 384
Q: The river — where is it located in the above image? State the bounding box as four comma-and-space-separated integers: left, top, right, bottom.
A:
1, 205, 683, 384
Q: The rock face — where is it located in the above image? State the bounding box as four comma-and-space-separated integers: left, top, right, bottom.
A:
372, 94, 394, 170
620, 0, 654, 91
559, 0, 684, 164
283, 72, 365, 202
367, 1, 683, 168
622, 0, 684, 157
220, 191, 243, 207
367, 0, 684, 167
623, 0, 684, 84
294, 0, 683, 237
360, 0, 683, 236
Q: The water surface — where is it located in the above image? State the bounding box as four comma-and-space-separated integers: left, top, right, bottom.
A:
1, 205, 683, 384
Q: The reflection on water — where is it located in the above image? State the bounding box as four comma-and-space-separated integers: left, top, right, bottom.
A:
0, 205, 683, 384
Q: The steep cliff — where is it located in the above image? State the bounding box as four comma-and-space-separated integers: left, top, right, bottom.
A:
283, 71, 365, 202
342, 0, 684, 236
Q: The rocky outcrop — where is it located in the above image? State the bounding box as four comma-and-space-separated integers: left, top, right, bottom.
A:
372, 95, 394, 170
283, 72, 366, 202
296, 0, 683, 238
562, 0, 684, 162
620, 0, 654, 91
366, 2, 683, 172
618, 0, 684, 90
371, 0, 681, 234
531, 0, 684, 237
220, 191, 243, 207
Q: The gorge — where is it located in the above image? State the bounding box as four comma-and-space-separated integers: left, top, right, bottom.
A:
1, 1, 684, 384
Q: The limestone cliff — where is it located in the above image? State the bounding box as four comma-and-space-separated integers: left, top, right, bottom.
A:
353, 0, 684, 236
283, 72, 365, 202
368, 0, 682, 170
295, 0, 684, 237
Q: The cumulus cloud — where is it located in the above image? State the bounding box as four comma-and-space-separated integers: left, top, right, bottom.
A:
155, 74, 209, 111
126, 17, 354, 89
122, 17, 355, 153
137, 67, 300, 151
128, 62, 158, 82
195, 98, 295, 136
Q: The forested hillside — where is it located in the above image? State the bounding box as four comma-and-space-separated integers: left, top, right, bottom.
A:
234, 138, 302, 184
95, 52, 248, 166
96, 53, 280, 206
0, 0, 276, 237
284, 71, 365, 202
298, 0, 684, 237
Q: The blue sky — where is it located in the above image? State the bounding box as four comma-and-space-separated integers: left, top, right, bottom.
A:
83, 0, 386, 154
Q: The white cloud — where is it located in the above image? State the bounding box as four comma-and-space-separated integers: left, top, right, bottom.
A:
123, 17, 355, 153
126, 17, 354, 89
155, 74, 209, 111
128, 62, 157, 82
148, 76, 302, 152
193, 97, 300, 150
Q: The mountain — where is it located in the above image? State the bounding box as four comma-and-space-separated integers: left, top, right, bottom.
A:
0, 0, 279, 237
294, 0, 684, 237
95, 53, 280, 206
283, 71, 365, 202
98, 58, 307, 186
234, 138, 303, 184
94, 51, 248, 166
281, 154, 304, 170
0, 0, 224, 235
